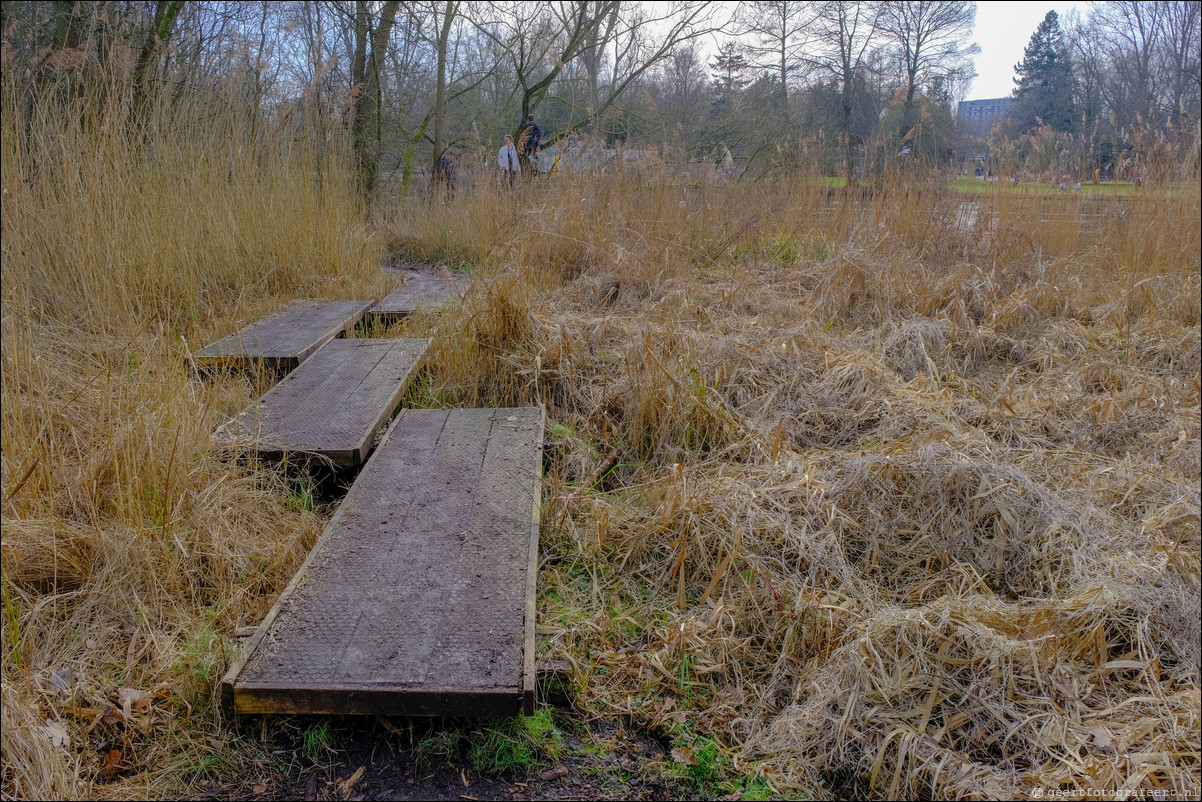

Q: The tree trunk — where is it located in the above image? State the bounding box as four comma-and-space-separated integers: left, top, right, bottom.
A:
131, 1, 182, 127
516, 1, 618, 136
52, 0, 85, 51
780, 42, 788, 124
350, 0, 400, 208
842, 60, 856, 187
430, 1, 458, 178
900, 66, 919, 146
401, 115, 430, 193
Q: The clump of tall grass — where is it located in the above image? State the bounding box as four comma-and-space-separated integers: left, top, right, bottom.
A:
395, 160, 1200, 798
1, 73, 382, 797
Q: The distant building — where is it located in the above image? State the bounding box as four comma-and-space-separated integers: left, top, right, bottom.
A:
958, 96, 1014, 137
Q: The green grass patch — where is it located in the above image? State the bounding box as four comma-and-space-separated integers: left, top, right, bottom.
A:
467, 708, 564, 773
950, 175, 1157, 196
301, 721, 339, 765
172, 610, 232, 709
412, 710, 565, 775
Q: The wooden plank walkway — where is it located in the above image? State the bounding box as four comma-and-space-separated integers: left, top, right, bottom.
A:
195, 300, 376, 370
221, 407, 545, 717
376, 271, 470, 318
213, 338, 429, 467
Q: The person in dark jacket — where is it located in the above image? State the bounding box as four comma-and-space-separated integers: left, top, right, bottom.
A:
433, 149, 456, 201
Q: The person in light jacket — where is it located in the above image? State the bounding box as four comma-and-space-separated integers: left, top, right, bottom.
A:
498, 134, 520, 187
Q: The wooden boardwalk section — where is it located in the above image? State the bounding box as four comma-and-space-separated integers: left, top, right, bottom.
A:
221, 407, 545, 717
213, 338, 429, 467
376, 271, 470, 319
195, 300, 376, 370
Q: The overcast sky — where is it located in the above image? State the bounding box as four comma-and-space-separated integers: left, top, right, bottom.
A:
967, 1, 1084, 99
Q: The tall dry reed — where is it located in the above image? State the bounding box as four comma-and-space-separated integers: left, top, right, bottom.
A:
399, 165, 1200, 799
1, 77, 383, 798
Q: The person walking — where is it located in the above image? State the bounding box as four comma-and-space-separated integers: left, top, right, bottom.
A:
433, 149, 456, 201
498, 134, 520, 187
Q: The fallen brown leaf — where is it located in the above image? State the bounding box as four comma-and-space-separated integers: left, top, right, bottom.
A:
252, 782, 268, 794
1087, 725, 1113, 751
101, 705, 124, 725
116, 687, 151, 720
42, 668, 72, 696
125, 628, 140, 669
40, 719, 70, 749
671, 746, 698, 766
103, 749, 124, 776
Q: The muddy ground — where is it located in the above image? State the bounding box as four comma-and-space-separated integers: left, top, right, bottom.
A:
196, 713, 712, 801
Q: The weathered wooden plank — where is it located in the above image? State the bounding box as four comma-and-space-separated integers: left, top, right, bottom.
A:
222, 407, 545, 717
213, 338, 429, 467
195, 300, 376, 370
375, 271, 470, 318
230, 685, 523, 717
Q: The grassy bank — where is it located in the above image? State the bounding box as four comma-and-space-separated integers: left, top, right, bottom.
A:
2, 85, 1200, 800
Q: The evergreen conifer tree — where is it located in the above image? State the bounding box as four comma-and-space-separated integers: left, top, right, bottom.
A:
710, 41, 750, 113
1011, 10, 1077, 133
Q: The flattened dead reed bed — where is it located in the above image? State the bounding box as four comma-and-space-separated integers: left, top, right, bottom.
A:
409, 174, 1200, 798
3, 110, 1199, 801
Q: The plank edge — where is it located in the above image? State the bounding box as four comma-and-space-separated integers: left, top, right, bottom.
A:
219, 404, 409, 713
522, 406, 546, 716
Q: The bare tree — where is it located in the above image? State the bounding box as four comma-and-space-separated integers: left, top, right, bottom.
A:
1158, 0, 1201, 129
416, 3, 501, 180
878, 0, 977, 148
649, 39, 711, 146
1093, 0, 1166, 129
579, 0, 622, 121
1066, 9, 1105, 131
428, 0, 461, 176
478, 0, 619, 139
565, 2, 719, 142
738, 0, 812, 124
806, 0, 884, 185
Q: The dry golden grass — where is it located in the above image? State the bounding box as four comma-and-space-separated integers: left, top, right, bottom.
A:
2, 79, 1199, 800
402, 169, 1200, 799
1, 85, 386, 797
